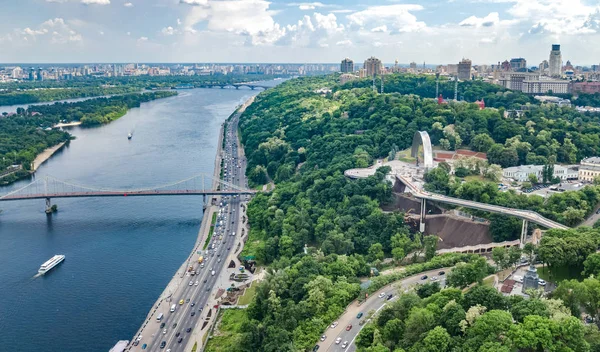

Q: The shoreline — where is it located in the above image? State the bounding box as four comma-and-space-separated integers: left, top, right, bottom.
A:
54, 121, 82, 128
32, 141, 67, 171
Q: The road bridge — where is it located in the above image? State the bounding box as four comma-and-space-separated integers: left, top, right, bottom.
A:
0, 174, 255, 213
196, 83, 270, 90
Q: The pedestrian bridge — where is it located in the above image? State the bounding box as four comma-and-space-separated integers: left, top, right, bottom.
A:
0, 174, 256, 212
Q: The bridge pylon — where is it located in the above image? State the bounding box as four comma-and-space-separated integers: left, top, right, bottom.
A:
45, 197, 52, 214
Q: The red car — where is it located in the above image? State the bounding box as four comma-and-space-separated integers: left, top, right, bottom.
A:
346, 324, 352, 331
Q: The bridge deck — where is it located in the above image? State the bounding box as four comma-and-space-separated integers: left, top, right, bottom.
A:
0, 189, 256, 201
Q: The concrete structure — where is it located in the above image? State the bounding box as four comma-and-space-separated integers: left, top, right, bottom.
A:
457, 58, 472, 80
572, 81, 600, 95
499, 72, 540, 91
502, 164, 577, 182
522, 264, 539, 291
340, 58, 354, 73
340, 73, 359, 85
579, 157, 600, 182
534, 95, 571, 106
510, 58, 527, 71
539, 60, 549, 74
549, 44, 562, 77
364, 56, 382, 77
522, 79, 570, 94
411, 131, 434, 169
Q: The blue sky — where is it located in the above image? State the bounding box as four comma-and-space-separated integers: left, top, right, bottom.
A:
0, 0, 599, 64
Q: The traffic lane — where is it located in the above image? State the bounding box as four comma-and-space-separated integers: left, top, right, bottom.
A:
321, 268, 450, 352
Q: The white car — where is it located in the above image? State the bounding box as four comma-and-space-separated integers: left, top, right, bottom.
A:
320, 335, 326, 341
378, 292, 386, 298
342, 341, 348, 348
189, 281, 193, 286
335, 337, 342, 344
163, 329, 167, 334
195, 281, 199, 286
430, 276, 439, 281
330, 322, 338, 329
538, 279, 547, 286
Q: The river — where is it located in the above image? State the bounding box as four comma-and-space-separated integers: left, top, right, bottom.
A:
0, 85, 274, 351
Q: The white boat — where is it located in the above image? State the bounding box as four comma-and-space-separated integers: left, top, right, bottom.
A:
127, 133, 132, 140
38, 255, 65, 274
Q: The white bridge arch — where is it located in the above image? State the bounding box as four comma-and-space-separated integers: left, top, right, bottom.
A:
411, 131, 434, 169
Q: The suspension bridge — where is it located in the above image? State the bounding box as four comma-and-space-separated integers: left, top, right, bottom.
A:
0, 174, 256, 213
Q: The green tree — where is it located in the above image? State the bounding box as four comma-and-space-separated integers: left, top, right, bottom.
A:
584, 253, 600, 277
403, 307, 436, 347
423, 235, 438, 261
368, 243, 385, 262
471, 133, 495, 153
415, 326, 451, 352
416, 282, 441, 298
491, 247, 508, 270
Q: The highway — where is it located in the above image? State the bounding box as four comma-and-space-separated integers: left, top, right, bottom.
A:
128, 110, 248, 352
320, 268, 449, 352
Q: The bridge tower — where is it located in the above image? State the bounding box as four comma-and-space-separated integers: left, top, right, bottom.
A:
520, 219, 528, 248
419, 198, 426, 232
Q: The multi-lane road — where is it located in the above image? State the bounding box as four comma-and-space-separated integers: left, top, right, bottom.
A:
320, 268, 449, 352
128, 110, 248, 352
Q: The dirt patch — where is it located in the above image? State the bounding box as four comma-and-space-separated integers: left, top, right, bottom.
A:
387, 193, 493, 249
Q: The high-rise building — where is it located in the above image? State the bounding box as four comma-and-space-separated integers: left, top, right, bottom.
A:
509, 58, 527, 71
340, 58, 354, 73
549, 44, 562, 77
29, 67, 35, 81
539, 60, 549, 73
409, 61, 417, 70
37, 68, 43, 81
363, 56, 382, 77
457, 58, 472, 80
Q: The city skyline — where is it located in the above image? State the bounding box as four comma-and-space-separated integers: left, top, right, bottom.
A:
0, 0, 599, 64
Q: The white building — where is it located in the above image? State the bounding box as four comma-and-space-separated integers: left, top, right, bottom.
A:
579, 157, 600, 182
503, 164, 578, 182
549, 44, 562, 77
522, 79, 570, 94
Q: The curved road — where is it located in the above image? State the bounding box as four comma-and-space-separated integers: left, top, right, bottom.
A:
319, 268, 449, 352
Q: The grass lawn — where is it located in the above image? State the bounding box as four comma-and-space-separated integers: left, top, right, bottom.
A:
237, 284, 257, 305
464, 175, 486, 182
483, 276, 496, 287
537, 265, 583, 284
205, 309, 248, 352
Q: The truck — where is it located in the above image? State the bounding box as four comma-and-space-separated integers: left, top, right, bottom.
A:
170, 304, 176, 312
198, 256, 204, 264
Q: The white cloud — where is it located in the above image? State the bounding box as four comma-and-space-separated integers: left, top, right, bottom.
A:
335, 39, 352, 46
81, 0, 110, 4
161, 26, 176, 35
137, 36, 148, 44
124, 2, 133, 7
371, 25, 387, 32
346, 4, 426, 34
459, 12, 500, 27
288, 2, 328, 10
507, 0, 600, 35
180, 0, 208, 5
20, 18, 82, 43
99, 31, 104, 35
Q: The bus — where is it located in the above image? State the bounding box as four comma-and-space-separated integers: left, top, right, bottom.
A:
156, 313, 164, 322
170, 304, 176, 312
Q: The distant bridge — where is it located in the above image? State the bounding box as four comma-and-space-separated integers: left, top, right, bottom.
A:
196, 83, 271, 90
0, 174, 255, 213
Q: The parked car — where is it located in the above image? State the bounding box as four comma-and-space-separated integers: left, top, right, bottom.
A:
342, 341, 348, 348
438, 271, 445, 276
330, 322, 338, 329
538, 279, 546, 286
320, 335, 326, 342
387, 294, 393, 300
421, 275, 428, 280
357, 312, 363, 319
378, 292, 386, 298
346, 324, 352, 331
335, 337, 342, 344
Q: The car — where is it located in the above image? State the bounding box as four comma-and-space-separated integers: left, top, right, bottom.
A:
186, 328, 192, 333
335, 337, 342, 344
596, 208, 600, 215
203, 279, 207, 283
330, 322, 338, 329
194, 281, 199, 286
218, 258, 221, 262
191, 302, 195, 307
163, 329, 167, 334
206, 287, 210, 291
341, 341, 348, 348
186, 298, 190, 303
189, 281, 193, 286
320, 335, 326, 341
133, 341, 140, 346
160, 341, 166, 349
438, 271, 445, 276
227, 247, 231, 250
387, 294, 393, 300
313, 345, 320, 351
378, 292, 386, 298
178, 337, 183, 343
357, 312, 363, 319
191, 312, 196, 316
346, 324, 352, 331
142, 344, 147, 350
176, 332, 180, 337
538, 279, 547, 286
160, 322, 165, 329
430, 276, 438, 281
421, 275, 428, 280
199, 308, 203, 312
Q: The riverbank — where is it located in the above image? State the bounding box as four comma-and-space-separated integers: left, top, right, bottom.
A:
54, 121, 82, 128
32, 141, 67, 171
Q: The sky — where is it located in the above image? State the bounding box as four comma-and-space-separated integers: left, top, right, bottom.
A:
0, 0, 599, 65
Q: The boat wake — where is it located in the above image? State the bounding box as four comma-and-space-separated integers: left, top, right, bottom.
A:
32, 273, 42, 279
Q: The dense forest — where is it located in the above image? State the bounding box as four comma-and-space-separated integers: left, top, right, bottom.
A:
204, 74, 600, 351
0, 91, 176, 183
25, 91, 177, 126
0, 74, 283, 106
